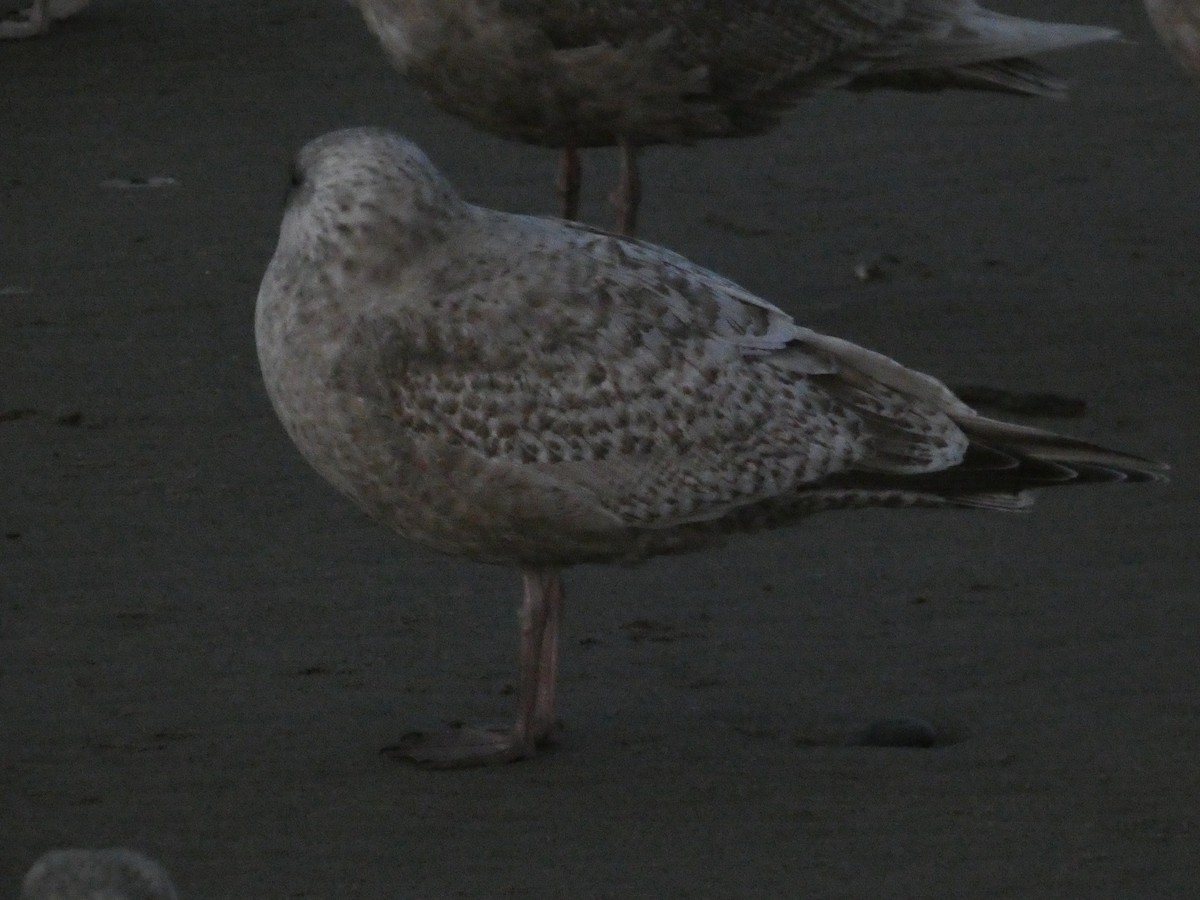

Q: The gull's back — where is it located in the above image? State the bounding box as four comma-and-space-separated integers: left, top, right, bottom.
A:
351, 0, 1118, 147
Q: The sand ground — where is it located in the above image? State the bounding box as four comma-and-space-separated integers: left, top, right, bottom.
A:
2, 1, 1198, 896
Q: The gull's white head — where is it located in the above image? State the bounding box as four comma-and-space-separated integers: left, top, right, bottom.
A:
277, 127, 467, 275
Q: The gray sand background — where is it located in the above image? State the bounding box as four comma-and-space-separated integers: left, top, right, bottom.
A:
2, 0, 1198, 896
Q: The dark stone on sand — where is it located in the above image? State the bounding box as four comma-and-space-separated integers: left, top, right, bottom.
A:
854, 717, 938, 748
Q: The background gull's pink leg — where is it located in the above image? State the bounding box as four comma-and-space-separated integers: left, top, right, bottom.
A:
557, 146, 581, 221
610, 139, 641, 235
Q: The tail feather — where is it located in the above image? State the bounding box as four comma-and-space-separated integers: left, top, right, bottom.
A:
815, 415, 1167, 512
876, 14, 1120, 72
794, 328, 1167, 509
851, 11, 1119, 98
957, 414, 1170, 485
951, 15, 1120, 63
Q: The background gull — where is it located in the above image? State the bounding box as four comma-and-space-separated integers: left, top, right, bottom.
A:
349, 0, 1119, 233
256, 127, 1167, 768
21, 848, 179, 900
1144, 0, 1200, 79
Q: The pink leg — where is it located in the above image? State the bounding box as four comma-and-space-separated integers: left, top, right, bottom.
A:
383, 568, 565, 768
609, 139, 641, 236
557, 146, 581, 221
513, 569, 564, 747
530, 572, 562, 741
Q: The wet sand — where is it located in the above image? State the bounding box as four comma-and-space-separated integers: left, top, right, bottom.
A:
3, 0, 1198, 896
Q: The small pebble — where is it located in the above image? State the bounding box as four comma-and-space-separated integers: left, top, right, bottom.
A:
854, 717, 938, 748
100, 175, 179, 190
853, 258, 886, 283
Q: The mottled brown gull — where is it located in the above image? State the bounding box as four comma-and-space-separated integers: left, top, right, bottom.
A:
21, 848, 179, 900
1144, 0, 1200, 80
256, 128, 1167, 767
350, 0, 1119, 233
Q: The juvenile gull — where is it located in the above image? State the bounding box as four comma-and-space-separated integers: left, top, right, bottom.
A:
349, 0, 1119, 233
1144, 0, 1200, 80
256, 128, 1167, 767
21, 848, 179, 900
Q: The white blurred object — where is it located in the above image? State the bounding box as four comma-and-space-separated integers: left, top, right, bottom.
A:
21, 848, 179, 900
0, 0, 91, 39
1145, 0, 1200, 79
